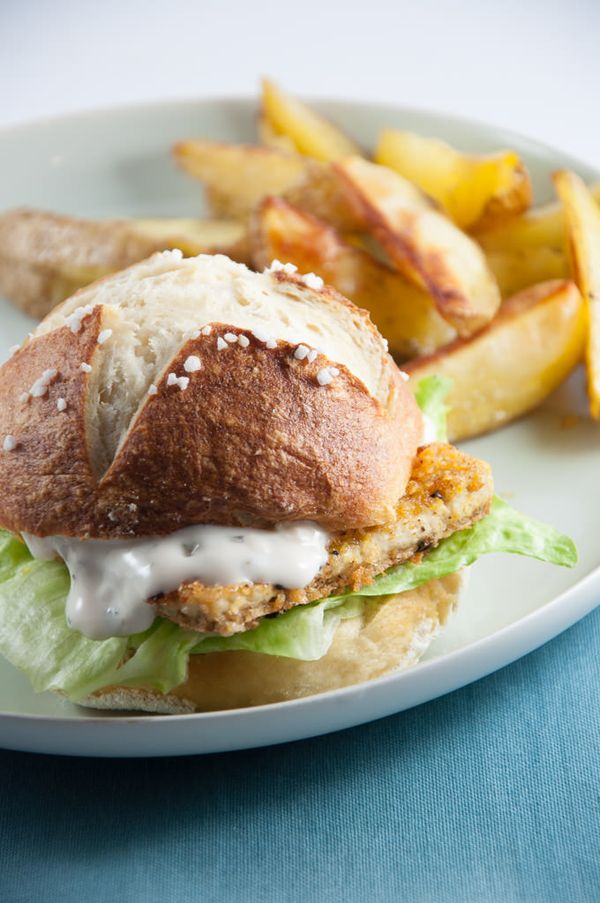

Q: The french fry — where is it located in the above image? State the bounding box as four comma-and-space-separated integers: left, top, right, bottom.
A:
251, 197, 456, 358
405, 280, 586, 441
375, 129, 532, 231
333, 157, 501, 336
476, 183, 600, 253
554, 170, 600, 419
261, 79, 360, 162
172, 140, 306, 219
0, 208, 248, 319
486, 246, 568, 299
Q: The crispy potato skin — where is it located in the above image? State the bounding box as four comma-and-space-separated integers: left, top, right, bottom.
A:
282, 160, 365, 232
405, 280, 586, 441
155, 443, 492, 635
0, 208, 249, 319
333, 158, 501, 337
250, 197, 456, 358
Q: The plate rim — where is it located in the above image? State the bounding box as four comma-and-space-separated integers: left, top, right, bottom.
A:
0, 95, 598, 754
1, 93, 599, 178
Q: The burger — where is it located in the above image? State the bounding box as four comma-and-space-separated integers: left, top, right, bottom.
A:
0, 252, 576, 713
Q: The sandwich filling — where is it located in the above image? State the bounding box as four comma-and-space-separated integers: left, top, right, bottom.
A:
23, 521, 330, 641
156, 442, 492, 635
21, 440, 491, 642
0, 376, 577, 703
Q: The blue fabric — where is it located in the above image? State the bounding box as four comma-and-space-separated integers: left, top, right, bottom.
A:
0, 608, 599, 903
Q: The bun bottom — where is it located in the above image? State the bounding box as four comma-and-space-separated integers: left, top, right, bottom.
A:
80, 571, 466, 715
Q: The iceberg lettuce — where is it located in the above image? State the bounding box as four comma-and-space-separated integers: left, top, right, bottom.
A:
0, 377, 577, 701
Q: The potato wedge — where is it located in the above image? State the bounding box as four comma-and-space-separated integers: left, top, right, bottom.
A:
261, 79, 360, 162
476, 183, 600, 253
376, 129, 532, 231
0, 208, 248, 319
283, 160, 365, 232
257, 112, 297, 152
486, 246, 568, 299
333, 157, 501, 336
251, 197, 456, 358
554, 170, 600, 419
131, 217, 250, 261
172, 140, 306, 219
405, 280, 585, 441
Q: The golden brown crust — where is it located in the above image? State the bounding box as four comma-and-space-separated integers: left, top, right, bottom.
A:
0, 310, 103, 536
332, 158, 501, 337
154, 443, 492, 634
81, 571, 466, 713
283, 160, 365, 232
250, 197, 457, 359
0, 310, 421, 537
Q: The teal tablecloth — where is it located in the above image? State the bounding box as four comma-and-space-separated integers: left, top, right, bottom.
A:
1, 607, 599, 903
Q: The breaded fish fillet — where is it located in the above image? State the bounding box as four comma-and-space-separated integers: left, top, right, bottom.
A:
154, 443, 493, 635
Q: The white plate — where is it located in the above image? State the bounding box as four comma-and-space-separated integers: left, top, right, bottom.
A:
0, 99, 598, 757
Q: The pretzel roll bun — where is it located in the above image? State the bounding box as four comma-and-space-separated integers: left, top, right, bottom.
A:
0, 252, 422, 538
83, 570, 465, 714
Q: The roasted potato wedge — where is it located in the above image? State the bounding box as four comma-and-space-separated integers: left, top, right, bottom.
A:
554, 170, 600, 419
261, 79, 360, 162
257, 112, 297, 152
130, 217, 249, 263
375, 129, 532, 231
283, 160, 364, 232
476, 183, 600, 253
405, 280, 586, 441
333, 157, 501, 336
0, 208, 249, 319
251, 197, 456, 358
172, 140, 306, 219
486, 246, 568, 299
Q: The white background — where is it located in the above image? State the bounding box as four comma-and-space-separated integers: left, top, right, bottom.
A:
2, 0, 600, 165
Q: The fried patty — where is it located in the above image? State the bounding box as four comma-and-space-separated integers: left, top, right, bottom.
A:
154, 443, 493, 635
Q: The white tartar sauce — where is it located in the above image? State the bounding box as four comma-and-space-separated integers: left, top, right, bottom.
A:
23, 522, 330, 641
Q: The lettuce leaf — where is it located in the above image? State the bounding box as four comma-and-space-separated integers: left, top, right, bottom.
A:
191, 596, 364, 659
322, 496, 577, 604
0, 495, 577, 699
0, 377, 577, 700
187, 495, 576, 662
84, 619, 200, 699
413, 374, 452, 442
0, 532, 126, 697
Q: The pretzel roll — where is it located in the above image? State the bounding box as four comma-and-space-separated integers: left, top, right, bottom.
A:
0, 252, 422, 538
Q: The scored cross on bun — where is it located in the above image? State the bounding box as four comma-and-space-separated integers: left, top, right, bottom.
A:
0, 252, 422, 539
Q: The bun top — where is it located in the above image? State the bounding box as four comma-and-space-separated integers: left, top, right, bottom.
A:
0, 252, 422, 538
